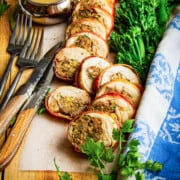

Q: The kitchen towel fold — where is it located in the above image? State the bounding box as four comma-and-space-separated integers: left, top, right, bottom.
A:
129, 13, 180, 179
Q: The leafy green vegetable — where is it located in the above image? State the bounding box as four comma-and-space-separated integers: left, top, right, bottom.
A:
112, 120, 163, 180
80, 120, 163, 180
54, 158, 72, 180
37, 107, 46, 115
81, 136, 115, 174
10, 116, 17, 127
37, 88, 51, 115
0, 0, 10, 16
109, 0, 178, 83
54, 119, 163, 179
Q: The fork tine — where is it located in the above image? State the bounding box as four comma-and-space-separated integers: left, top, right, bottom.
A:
20, 15, 32, 45
31, 27, 44, 61
0, 14, 32, 98
19, 27, 43, 61
19, 15, 32, 46
35, 28, 44, 60
17, 26, 44, 66
10, 14, 32, 46
9, 14, 20, 44
19, 27, 34, 59
0, 25, 44, 111
15, 14, 24, 45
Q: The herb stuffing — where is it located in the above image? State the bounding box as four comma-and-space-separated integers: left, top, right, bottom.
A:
109, 0, 179, 84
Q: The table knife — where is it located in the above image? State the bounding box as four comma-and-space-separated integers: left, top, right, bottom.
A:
0, 42, 64, 136
0, 57, 56, 170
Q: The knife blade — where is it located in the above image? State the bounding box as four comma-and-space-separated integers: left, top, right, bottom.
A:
0, 59, 55, 170
0, 41, 64, 136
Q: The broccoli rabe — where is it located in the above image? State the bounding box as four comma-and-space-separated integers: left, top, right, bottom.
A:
109, 0, 179, 83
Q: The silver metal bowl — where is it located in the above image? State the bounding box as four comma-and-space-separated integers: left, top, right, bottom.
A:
18, 0, 72, 25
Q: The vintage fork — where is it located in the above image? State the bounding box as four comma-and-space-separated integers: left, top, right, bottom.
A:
0, 26, 44, 112
0, 14, 32, 98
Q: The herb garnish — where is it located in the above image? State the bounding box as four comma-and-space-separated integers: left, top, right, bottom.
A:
81, 136, 115, 175
113, 120, 163, 179
109, 0, 178, 84
54, 158, 72, 180
37, 88, 51, 115
54, 119, 163, 180
0, 0, 10, 16
81, 119, 163, 180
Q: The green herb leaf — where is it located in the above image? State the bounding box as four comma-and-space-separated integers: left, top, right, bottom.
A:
128, 138, 140, 152
135, 172, 145, 180
54, 158, 72, 180
37, 107, 46, 115
0, 0, 10, 16
102, 148, 114, 163
81, 136, 105, 157
10, 116, 17, 127
111, 119, 163, 179
121, 119, 134, 133
145, 160, 163, 172
80, 118, 163, 180
81, 137, 114, 175
37, 88, 51, 115
98, 173, 114, 180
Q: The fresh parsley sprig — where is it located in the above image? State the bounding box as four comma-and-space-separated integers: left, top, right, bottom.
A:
113, 120, 163, 180
81, 119, 163, 180
54, 119, 163, 180
81, 136, 115, 175
54, 158, 72, 180
37, 88, 51, 115
0, 0, 10, 16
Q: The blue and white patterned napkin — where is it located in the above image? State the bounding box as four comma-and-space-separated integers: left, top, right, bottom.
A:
129, 13, 180, 179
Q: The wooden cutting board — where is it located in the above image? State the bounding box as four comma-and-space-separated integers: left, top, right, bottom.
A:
0, 0, 97, 179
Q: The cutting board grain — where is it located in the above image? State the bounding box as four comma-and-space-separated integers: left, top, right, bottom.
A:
0, 0, 97, 179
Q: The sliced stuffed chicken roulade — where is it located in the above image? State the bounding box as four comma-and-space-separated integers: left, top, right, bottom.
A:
45, 86, 91, 121
66, 31, 109, 58
67, 111, 120, 152
89, 92, 136, 126
94, 64, 142, 90
76, 56, 111, 94
54, 47, 90, 82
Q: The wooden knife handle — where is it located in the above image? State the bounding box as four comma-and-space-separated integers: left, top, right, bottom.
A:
0, 94, 27, 136
0, 108, 36, 170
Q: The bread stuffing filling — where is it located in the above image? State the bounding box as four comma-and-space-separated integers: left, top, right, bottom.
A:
75, 8, 102, 22
91, 100, 132, 125
57, 58, 80, 78
87, 65, 101, 79
110, 72, 131, 82
74, 35, 98, 55
103, 86, 133, 100
91, 100, 117, 113
66, 23, 93, 38
48, 94, 87, 117
70, 115, 103, 146
80, 0, 106, 10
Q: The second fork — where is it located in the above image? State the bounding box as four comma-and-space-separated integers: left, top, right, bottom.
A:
0, 26, 44, 112
0, 14, 32, 99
